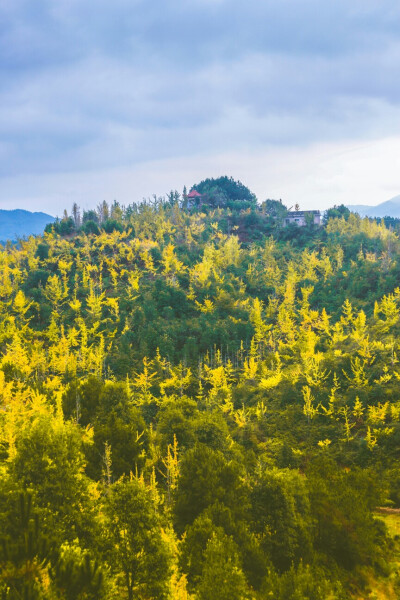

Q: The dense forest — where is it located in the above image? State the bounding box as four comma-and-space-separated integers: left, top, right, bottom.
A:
2, 177, 400, 599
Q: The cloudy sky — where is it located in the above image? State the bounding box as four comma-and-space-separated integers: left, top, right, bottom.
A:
1, 0, 400, 215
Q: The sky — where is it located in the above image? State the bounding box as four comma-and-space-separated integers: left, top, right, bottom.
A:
1, 0, 400, 216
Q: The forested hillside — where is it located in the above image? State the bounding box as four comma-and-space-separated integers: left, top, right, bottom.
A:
1, 181, 400, 599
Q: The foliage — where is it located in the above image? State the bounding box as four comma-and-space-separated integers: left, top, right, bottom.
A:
103, 477, 172, 600
196, 531, 250, 600
191, 176, 257, 210
1, 192, 400, 597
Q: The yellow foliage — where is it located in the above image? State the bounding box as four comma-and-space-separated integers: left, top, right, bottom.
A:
260, 372, 282, 390
195, 298, 215, 313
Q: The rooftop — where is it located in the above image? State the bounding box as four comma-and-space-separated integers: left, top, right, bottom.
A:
287, 210, 320, 216
187, 190, 202, 198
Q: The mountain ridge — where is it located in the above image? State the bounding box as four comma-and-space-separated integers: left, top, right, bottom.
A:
347, 194, 400, 218
0, 208, 55, 241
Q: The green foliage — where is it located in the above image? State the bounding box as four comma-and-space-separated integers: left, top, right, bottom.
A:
307, 457, 386, 569
192, 176, 257, 209
263, 563, 345, 600
82, 220, 100, 235
174, 445, 248, 534
196, 531, 250, 600
51, 216, 76, 236
262, 198, 288, 219
0, 493, 52, 600
103, 478, 172, 600
82, 209, 99, 224
103, 219, 123, 234
251, 468, 313, 571
323, 204, 351, 224
180, 502, 267, 591
51, 549, 104, 600
10, 416, 94, 543
36, 242, 50, 260
0, 493, 103, 600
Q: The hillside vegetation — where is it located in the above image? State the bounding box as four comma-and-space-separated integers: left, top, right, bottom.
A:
1, 180, 400, 599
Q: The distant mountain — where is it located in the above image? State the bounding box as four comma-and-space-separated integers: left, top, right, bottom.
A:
0, 209, 55, 242
347, 195, 400, 218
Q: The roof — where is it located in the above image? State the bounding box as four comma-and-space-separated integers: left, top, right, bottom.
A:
187, 190, 202, 198
287, 210, 320, 216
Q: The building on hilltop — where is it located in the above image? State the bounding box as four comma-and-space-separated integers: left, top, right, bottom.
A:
283, 210, 321, 227
187, 190, 202, 200
186, 189, 203, 209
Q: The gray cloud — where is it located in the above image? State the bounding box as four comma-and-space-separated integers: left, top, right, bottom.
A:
1, 0, 400, 208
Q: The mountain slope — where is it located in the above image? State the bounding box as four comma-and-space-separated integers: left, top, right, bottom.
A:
0, 199, 399, 598
0, 209, 55, 241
